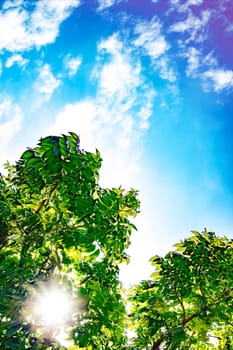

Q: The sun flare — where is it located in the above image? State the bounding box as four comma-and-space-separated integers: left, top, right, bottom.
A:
21, 279, 84, 346
23, 281, 74, 333
35, 287, 71, 328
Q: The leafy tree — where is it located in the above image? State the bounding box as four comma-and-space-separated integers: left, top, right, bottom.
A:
129, 230, 233, 350
0, 133, 140, 349
1, 133, 233, 350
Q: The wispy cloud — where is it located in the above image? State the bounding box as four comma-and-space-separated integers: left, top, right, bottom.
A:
203, 69, 233, 92
0, 95, 23, 167
64, 55, 82, 77
169, 10, 211, 43
34, 64, 61, 102
50, 33, 155, 187
5, 53, 28, 68
180, 42, 232, 92
133, 16, 169, 60
2, 0, 24, 9
0, 0, 80, 52
96, 34, 142, 103
156, 56, 177, 82
184, 47, 200, 77
132, 16, 178, 83
182, 46, 232, 93
175, 0, 204, 12
217, 0, 233, 33
97, 0, 121, 11
183, 47, 217, 77
94, 33, 155, 135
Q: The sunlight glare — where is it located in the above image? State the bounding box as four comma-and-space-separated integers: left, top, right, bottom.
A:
22, 279, 84, 346
36, 287, 71, 328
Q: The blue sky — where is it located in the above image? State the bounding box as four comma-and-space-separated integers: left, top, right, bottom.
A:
0, 0, 233, 285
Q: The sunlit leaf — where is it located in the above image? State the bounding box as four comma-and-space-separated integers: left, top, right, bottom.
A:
0, 133, 139, 350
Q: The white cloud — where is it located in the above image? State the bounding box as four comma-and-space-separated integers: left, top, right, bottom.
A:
97, 34, 141, 102
203, 69, 233, 92
5, 53, 28, 68
177, 0, 203, 12
202, 51, 217, 68
156, 56, 177, 82
181, 46, 218, 82
51, 100, 97, 148
50, 33, 155, 188
182, 47, 231, 93
34, 64, 61, 101
64, 55, 82, 77
169, 10, 211, 43
2, 0, 24, 10
0, 0, 80, 52
133, 16, 169, 60
137, 89, 155, 130
132, 17, 177, 82
0, 95, 23, 168
97, 0, 121, 10
184, 47, 200, 77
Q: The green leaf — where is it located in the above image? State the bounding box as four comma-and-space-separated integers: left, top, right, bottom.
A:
130, 230, 233, 349
0, 132, 140, 349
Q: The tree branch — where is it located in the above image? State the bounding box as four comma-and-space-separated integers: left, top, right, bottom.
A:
150, 285, 233, 350
35, 183, 58, 214
181, 312, 198, 326
35, 198, 47, 214
174, 285, 186, 323
151, 336, 164, 350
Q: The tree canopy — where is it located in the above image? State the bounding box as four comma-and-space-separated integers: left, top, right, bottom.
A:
0, 133, 139, 349
129, 230, 233, 350
0, 133, 232, 350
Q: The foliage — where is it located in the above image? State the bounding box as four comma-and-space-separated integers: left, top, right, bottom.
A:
1, 133, 233, 350
129, 230, 233, 350
0, 133, 140, 349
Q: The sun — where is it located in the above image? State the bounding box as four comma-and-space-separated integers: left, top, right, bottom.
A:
34, 286, 72, 328
22, 278, 87, 346
23, 280, 74, 333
